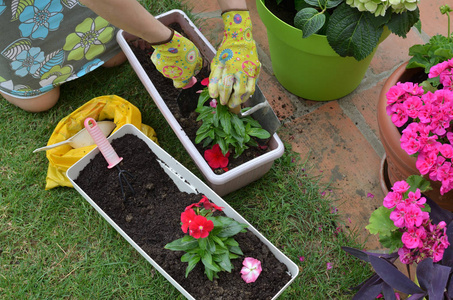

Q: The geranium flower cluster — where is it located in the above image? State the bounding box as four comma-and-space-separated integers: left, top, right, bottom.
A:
346, 0, 419, 17
386, 58, 453, 195
383, 180, 449, 264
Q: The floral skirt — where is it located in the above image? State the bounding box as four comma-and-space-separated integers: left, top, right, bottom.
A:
0, 0, 122, 97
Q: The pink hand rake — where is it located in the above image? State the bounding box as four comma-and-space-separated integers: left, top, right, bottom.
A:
84, 118, 135, 200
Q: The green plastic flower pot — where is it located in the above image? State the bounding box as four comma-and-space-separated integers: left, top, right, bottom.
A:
256, 0, 389, 101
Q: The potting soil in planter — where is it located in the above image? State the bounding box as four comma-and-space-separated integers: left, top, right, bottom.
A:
128, 24, 270, 174
74, 134, 291, 299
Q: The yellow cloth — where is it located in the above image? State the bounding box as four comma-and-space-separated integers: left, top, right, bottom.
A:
45, 95, 158, 190
209, 11, 261, 108
151, 31, 202, 88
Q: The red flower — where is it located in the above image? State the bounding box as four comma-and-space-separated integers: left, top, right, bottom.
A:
204, 144, 230, 169
181, 208, 196, 233
189, 215, 214, 239
185, 202, 201, 211
201, 78, 209, 86
199, 196, 223, 212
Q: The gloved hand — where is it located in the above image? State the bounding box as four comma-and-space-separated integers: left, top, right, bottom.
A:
209, 10, 261, 108
151, 30, 202, 88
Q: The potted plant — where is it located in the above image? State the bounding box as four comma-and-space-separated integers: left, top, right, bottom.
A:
116, 9, 284, 196
342, 175, 452, 299
66, 123, 299, 299
377, 4, 453, 210
255, 0, 421, 100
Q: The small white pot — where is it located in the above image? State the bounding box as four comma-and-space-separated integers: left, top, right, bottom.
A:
67, 124, 298, 300
116, 9, 284, 196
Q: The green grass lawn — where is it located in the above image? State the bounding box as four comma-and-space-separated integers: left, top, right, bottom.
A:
0, 1, 373, 298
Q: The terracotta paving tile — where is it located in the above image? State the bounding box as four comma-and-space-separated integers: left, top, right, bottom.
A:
369, 30, 424, 75
257, 68, 295, 121
183, 0, 220, 14
346, 77, 387, 139
418, 0, 450, 38
277, 102, 385, 249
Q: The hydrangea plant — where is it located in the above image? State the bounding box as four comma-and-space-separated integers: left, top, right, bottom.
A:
285, 0, 422, 60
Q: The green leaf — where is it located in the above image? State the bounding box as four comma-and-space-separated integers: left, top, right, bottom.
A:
217, 138, 228, 155
224, 237, 239, 247
405, 175, 432, 194
228, 245, 244, 256
387, 8, 420, 38
379, 230, 403, 253
197, 89, 210, 108
231, 114, 245, 137
196, 107, 214, 122
327, 3, 383, 60
185, 255, 201, 278
206, 236, 216, 253
195, 129, 213, 144
295, 0, 310, 11
326, 0, 342, 9
199, 237, 207, 250
218, 219, 248, 238
294, 8, 326, 38
215, 252, 233, 272
365, 206, 397, 236
247, 128, 271, 139
181, 252, 195, 262
220, 111, 232, 135
164, 237, 198, 251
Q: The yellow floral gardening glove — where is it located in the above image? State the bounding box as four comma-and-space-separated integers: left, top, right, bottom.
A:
151, 30, 202, 88
209, 10, 261, 108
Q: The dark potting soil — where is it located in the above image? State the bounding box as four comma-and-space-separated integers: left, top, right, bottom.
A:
74, 134, 291, 299
128, 23, 269, 174
264, 0, 296, 26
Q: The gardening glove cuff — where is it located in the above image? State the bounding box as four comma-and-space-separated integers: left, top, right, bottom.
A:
151, 29, 203, 89
209, 10, 261, 108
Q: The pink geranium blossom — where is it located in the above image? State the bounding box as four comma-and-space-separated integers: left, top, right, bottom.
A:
386, 59, 453, 194
240, 257, 262, 283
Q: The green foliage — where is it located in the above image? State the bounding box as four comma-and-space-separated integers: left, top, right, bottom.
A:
406, 4, 453, 88
195, 89, 271, 158
366, 175, 431, 252
289, 0, 419, 60
165, 211, 247, 281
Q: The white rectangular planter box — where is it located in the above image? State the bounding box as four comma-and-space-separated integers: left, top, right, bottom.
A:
116, 9, 284, 196
67, 124, 298, 300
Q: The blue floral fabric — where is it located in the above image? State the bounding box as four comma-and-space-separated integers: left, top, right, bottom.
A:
0, 0, 121, 97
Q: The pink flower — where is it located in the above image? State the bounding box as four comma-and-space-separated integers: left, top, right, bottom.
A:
299, 256, 305, 262
398, 246, 414, 264
240, 257, 262, 283
392, 180, 410, 194
429, 60, 450, 78
404, 204, 429, 228
209, 99, 217, 108
383, 191, 402, 209
326, 262, 333, 270
204, 144, 230, 169
390, 203, 407, 228
402, 227, 426, 249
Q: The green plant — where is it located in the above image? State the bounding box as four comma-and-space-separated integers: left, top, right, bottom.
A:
407, 4, 453, 91
285, 0, 421, 60
164, 196, 248, 281
195, 88, 270, 158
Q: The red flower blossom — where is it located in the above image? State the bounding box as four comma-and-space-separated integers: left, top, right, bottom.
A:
204, 144, 230, 169
185, 202, 201, 211
189, 215, 214, 239
199, 196, 223, 212
201, 78, 209, 86
181, 208, 196, 233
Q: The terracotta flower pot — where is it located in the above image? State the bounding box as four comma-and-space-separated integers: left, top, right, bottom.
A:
377, 62, 453, 211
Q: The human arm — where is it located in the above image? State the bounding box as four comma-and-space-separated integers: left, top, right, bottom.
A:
80, 0, 202, 88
